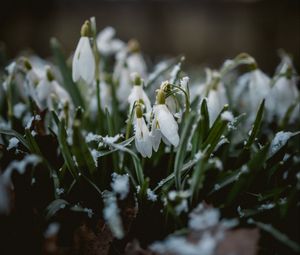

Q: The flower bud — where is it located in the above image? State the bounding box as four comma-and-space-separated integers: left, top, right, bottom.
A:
131, 72, 142, 86
81, 20, 91, 37
135, 103, 143, 118
156, 89, 166, 105
128, 39, 140, 53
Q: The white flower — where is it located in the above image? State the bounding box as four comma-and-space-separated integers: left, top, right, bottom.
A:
134, 105, 152, 158
96, 27, 125, 56
234, 69, 270, 123
36, 67, 71, 110
72, 21, 95, 85
150, 90, 180, 150
266, 57, 299, 123
128, 73, 151, 113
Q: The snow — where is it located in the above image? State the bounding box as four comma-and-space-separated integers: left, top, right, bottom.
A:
188, 204, 220, 231
7, 137, 19, 150
91, 149, 100, 167
3, 155, 41, 183
56, 188, 64, 196
111, 173, 129, 200
175, 199, 188, 214
44, 222, 60, 238
221, 111, 234, 122
85, 132, 102, 143
83, 208, 94, 218
103, 191, 124, 239
150, 233, 217, 255
147, 188, 158, 202
270, 131, 296, 156
13, 103, 27, 118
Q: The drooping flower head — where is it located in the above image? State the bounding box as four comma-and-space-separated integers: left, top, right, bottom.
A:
128, 73, 151, 114
72, 20, 96, 85
36, 66, 71, 111
150, 88, 180, 151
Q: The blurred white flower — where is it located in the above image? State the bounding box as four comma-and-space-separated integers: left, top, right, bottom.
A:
96, 27, 125, 56
234, 68, 270, 123
134, 104, 152, 158
72, 21, 95, 85
36, 67, 71, 110
116, 67, 132, 110
193, 70, 228, 126
266, 56, 299, 123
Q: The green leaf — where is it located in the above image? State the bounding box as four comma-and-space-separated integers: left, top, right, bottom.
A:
244, 99, 265, 149
248, 218, 300, 253
45, 199, 69, 220
52, 111, 78, 180
0, 128, 30, 150
72, 120, 97, 177
174, 112, 196, 189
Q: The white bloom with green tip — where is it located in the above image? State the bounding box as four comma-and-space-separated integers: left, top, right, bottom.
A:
151, 89, 179, 149
72, 21, 95, 85
134, 104, 152, 158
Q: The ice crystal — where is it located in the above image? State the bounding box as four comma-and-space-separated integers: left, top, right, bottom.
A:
111, 173, 129, 200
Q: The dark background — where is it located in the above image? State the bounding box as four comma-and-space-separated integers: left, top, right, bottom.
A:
0, 0, 299, 74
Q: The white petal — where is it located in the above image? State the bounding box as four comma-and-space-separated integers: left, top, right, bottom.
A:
72, 38, 84, 82
150, 118, 162, 152
52, 81, 71, 104
165, 96, 177, 114
78, 37, 95, 85
135, 118, 152, 158
156, 105, 179, 147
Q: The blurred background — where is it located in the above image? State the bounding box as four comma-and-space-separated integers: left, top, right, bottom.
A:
0, 0, 299, 73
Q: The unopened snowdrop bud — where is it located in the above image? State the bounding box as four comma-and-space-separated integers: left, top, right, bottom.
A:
128, 73, 151, 113
150, 89, 180, 149
134, 104, 152, 158
128, 39, 141, 53
72, 20, 96, 85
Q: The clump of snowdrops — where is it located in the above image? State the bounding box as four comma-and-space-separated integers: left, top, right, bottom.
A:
0, 17, 299, 255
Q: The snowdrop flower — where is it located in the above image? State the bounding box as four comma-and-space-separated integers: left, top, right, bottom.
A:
266, 56, 299, 122
36, 66, 71, 110
160, 81, 178, 115
128, 73, 151, 113
151, 89, 180, 151
205, 72, 228, 126
234, 65, 270, 123
21, 58, 41, 103
72, 20, 95, 85
96, 27, 125, 56
134, 104, 152, 158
